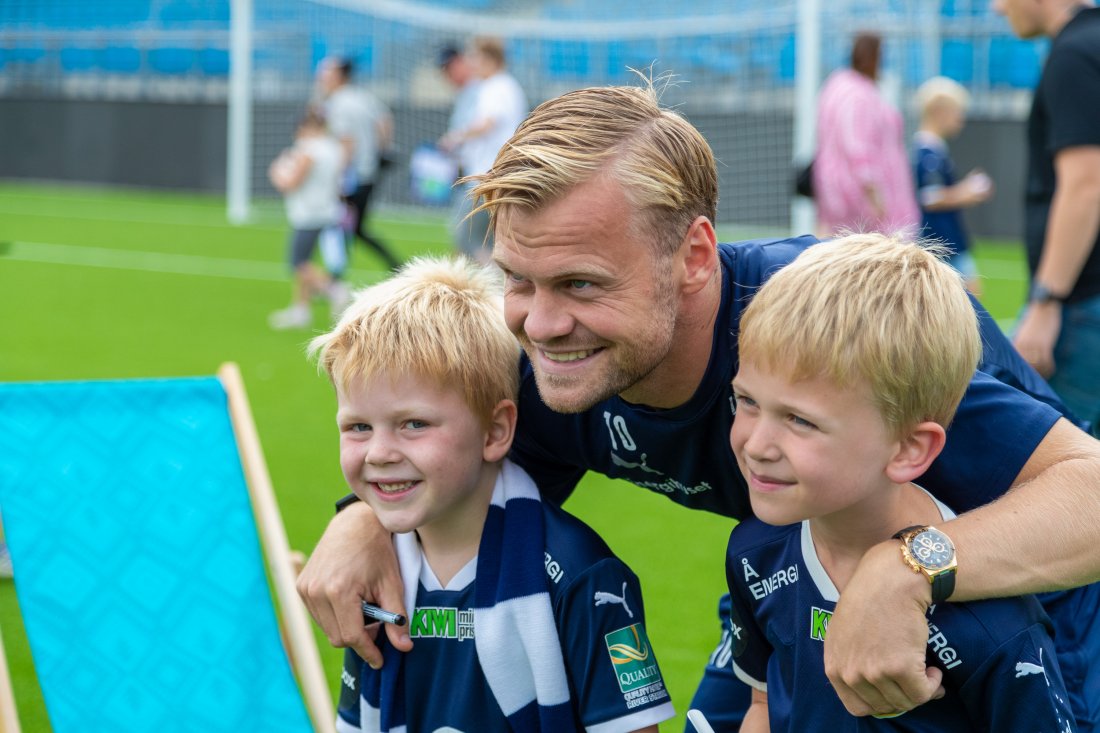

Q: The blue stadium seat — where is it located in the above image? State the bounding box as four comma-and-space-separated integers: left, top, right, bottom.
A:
989, 36, 1043, 88
940, 38, 975, 83
199, 48, 230, 76
60, 47, 98, 72
100, 46, 142, 74
544, 39, 591, 79
148, 47, 195, 75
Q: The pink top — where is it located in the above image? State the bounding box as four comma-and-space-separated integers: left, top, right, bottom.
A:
813, 68, 919, 237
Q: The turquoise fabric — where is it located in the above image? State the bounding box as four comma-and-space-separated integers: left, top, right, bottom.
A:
0, 377, 313, 733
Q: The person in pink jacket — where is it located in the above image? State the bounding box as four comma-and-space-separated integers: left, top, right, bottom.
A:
813, 32, 920, 238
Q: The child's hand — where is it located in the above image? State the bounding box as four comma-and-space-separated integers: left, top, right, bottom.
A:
963, 169, 994, 201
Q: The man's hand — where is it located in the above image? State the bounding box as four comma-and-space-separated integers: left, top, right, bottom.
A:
823, 542, 944, 716
295, 501, 413, 668
1013, 302, 1062, 378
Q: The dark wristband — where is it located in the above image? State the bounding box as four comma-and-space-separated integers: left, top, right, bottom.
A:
334, 492, 362, 514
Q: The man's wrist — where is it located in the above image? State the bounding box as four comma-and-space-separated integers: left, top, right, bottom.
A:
1027, 281, 1068, 305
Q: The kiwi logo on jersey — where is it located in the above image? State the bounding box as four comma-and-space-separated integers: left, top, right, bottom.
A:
606, 624, 663, 693
810, 606, 833, 642
410, 607, 475, 641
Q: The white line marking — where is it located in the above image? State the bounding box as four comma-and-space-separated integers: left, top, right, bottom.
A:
1, 240, 389, 283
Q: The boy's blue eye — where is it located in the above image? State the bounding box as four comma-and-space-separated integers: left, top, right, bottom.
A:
350, 423, 370, 433
790, 415, 817, 429
405, 419, 428, 430
734, 394, 756, 408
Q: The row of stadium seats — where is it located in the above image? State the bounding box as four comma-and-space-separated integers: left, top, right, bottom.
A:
2, 37, 1041, 90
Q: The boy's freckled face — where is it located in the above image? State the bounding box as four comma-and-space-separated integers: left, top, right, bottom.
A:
729, 358, 901, 526
336, 372, 496, 537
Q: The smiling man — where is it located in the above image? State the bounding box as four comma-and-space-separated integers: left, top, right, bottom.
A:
296, 82, 1100, 731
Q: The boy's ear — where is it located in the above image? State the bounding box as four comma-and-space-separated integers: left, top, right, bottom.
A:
679, 215, 719, 296
885, 421, 947, 485
483, 399, 517, 463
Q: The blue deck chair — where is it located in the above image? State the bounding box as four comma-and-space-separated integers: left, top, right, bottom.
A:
0, 364, 334, 733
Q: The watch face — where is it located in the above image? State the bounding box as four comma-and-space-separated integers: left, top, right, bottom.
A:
909, 529, 955, 571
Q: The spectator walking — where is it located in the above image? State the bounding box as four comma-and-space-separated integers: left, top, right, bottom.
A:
316, 56, 401, 271
438, 37, 528, 264
995, 0, 1100, 436
813, 32, 920, 237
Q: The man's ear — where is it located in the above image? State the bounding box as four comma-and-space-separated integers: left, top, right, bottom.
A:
885, 421, 947, 485
483, 399, 517, 463
679, 215, 719, 295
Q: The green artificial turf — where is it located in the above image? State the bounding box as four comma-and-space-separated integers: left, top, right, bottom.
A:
0, 182, 1028, 732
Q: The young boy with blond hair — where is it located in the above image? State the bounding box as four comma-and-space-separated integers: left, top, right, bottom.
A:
726, 233, 1077, 731
309, 256, 674, 733
913, 76, 993, 296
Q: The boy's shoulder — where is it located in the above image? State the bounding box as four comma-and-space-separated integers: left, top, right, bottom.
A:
541, 501, 622, 586
727, 516, 801, 556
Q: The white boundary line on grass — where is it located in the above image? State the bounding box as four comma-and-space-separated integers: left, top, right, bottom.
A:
1, 240, 392, 282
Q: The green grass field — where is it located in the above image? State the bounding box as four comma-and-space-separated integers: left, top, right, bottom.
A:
0, 182, 1030, 732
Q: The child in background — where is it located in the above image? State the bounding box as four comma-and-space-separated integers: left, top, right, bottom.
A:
310, 256, 674, 733
268, 108, 350, 330
726, 233, 1076, 731
913, 76, 994, 296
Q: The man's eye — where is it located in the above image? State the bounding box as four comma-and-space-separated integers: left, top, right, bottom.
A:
568, 279, 592, 290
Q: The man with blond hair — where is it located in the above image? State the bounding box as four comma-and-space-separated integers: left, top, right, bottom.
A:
297, 82, 1100, 730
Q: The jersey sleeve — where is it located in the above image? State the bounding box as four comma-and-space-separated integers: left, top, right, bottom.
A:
336, 648, 364, 732
725, 530, 773, 691
958, 623, 1077, 732
555, 557, 675, 733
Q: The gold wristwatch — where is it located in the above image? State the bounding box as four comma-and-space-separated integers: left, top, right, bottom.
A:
892, 525, 957, 603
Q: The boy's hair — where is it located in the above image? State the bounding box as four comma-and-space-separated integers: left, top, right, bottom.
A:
915, 76, 970, 118
470, 81, 718, 258
738, 233, 981, 434
309, 256, 520, 424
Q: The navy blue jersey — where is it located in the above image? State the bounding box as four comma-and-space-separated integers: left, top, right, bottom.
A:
726, 515, 1077, 732
914, 134, 969, 256
336, 501, 674, 732
511, 236, 1064, 515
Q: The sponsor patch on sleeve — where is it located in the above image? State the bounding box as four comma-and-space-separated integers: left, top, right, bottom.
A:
604, 624, 670, 708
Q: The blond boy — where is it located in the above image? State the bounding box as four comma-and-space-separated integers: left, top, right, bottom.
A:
309, 256, 673, 733
726, 233, 1076, 731
913, 76, 993, 295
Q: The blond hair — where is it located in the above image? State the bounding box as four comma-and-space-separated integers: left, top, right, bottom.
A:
310, 256, 520, 424
470, 82, 718, 256
738, 233, 980, 434
915, 76, 970, 119
471, 36, 506, 68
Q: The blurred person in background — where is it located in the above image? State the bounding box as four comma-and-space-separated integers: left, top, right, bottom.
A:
437, 43, 483, 251
438, 37, 528, 265
267, 108, 348, 330
316, 56, 401, 272
995, 0, 1100, 437
813, 32, 920, 238
912, 75, 994, 297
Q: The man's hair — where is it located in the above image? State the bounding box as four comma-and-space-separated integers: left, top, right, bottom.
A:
738, 233, 981, 435
470, 82, 718, 257
309, 256, 520, 424
915, 75, 970, 118
850, 32, 882, 80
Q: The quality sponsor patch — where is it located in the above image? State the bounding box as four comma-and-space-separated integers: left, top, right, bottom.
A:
605, 623, 669, 709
